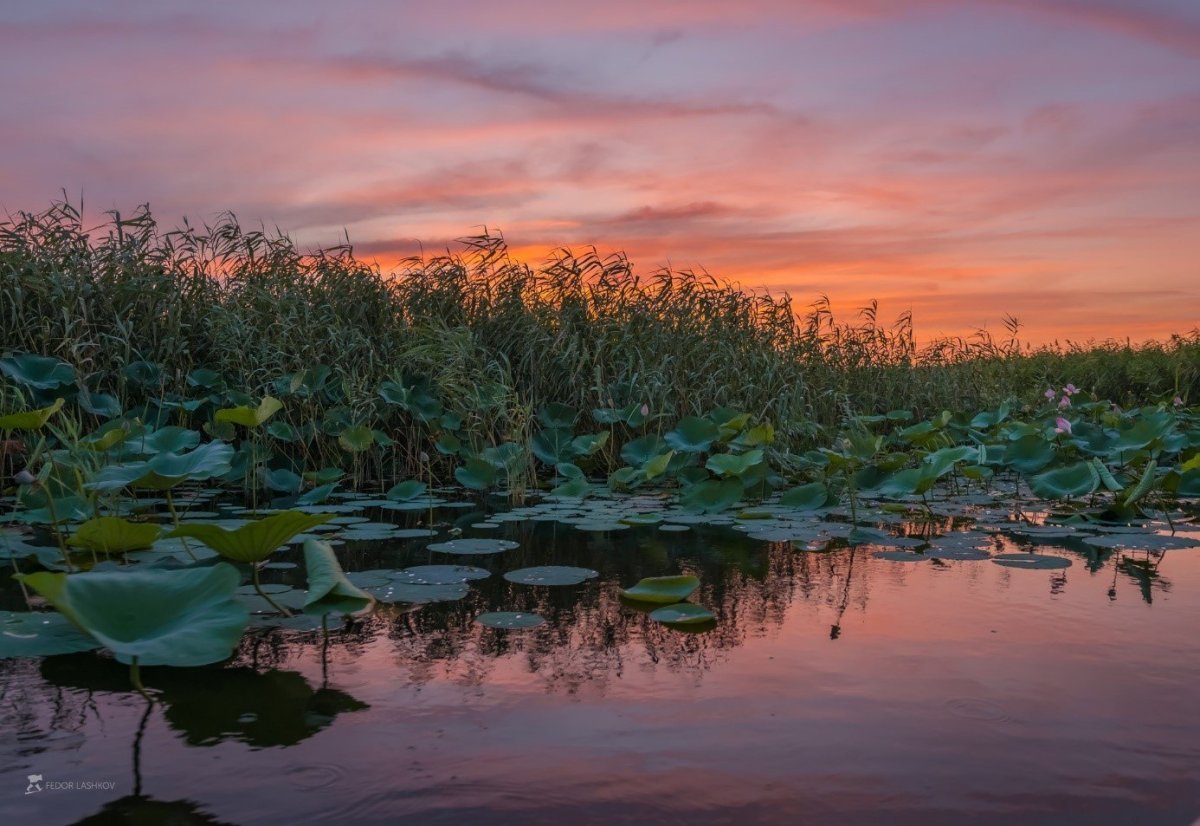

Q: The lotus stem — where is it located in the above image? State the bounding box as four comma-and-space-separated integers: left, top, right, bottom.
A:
252, 564, 292, 617
165, 489, 197, 561
129, 656, 153, 703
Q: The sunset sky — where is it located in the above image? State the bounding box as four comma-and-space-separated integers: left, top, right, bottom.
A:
2, 1, 1198, 344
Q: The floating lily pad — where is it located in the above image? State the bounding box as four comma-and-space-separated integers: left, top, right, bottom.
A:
475, 611, 545, 629
504, 566, 599, 586
0, 610, 101, 658
1083, 533, 1199, 552
392, 565, 492, 585
649, 603, 715, 625
873, 550, 929, 562
364, 582, 469, 605
659, 524, 691, 533
621, 575, 700, 604
426, 538, 519, 555
991, 553, 1073, 570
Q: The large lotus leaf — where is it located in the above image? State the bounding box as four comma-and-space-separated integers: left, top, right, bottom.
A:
969, 402, 1010, 429
68, 517, 161, 554
215, 396, 283, 428
122, 360, 164, 388
167, 511, 334, 563
337, 425, 374, 453
705, 449, 764, 478
642, 451, 675, 481
0, 397, 64, 430
187, 367, 225, 390
570, 431, 609, 457
551, 476, 591, 497
925, 445, 977, 477
1113, 414, 1171, 452
665, 417, 720, 453
82, 421, 138, 452
147, 441, 235, 482
732, 422, 775, 448
0, 610, 101, 658
621, 575, 700, 604
622, 435, 668, 467
1029, 462, 1100, 499
681, 478, 743, 513
531, 427, 575, 465
1005, 435, 1056, 474
266, 420, 300, 442
537, 403, 578, 429
260, 467, 303, 494
137, 426, 201, 455
386, 480, 427, 501
297, 482, 339, 505
302, 538, 373, 614
77, 390, 122, 419
482, 442, 525, 472
1176, 469, 1200, 497
779, 482, 829, 510
455, 458, 497, 490
592, 404, 647, 427
91, 442, 236, 492
876, 465, 939, 497
1122, 459, 1158, 507
0, 354, 75, 389
16, 564, 248, 666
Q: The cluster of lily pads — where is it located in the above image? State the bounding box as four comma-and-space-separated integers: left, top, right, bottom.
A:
3, 353, 1198, 689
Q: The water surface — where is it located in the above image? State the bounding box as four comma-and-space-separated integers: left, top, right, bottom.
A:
3, 499, 1198, 825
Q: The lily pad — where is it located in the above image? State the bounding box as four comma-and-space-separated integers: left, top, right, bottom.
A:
427, 538, 519, 555
0, 610, 101, 658
363, 582, 470, 605
991, 553, 1073, 570
648, 603, 716, 625
621, 575, 700, 604
503, 566, 599, 586
475, 611, 546, 629
392, 565, 492, 585
1083, 533, 1199, 552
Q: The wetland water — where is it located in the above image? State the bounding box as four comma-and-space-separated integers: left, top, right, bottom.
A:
2, 494, 1199, 825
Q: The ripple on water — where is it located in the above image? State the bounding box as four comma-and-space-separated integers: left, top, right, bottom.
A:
944, 697, 1013, 723
283, 762, 349, 789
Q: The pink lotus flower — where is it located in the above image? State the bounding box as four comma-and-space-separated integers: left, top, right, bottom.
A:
1064, 383, 1078, 396
1058, 396, 1071, 409
1044, 388, 1056, 400
13, 469, 36, 486
640, 403, 650, 417
1054, 416, 1072, 436
1173, 396, 1184, 407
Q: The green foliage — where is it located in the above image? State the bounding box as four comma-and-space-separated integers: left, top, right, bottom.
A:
167, 511, 334, 563
16, 564, 249, 666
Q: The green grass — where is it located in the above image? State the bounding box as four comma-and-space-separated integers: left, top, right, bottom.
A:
2, 199, 1197, 460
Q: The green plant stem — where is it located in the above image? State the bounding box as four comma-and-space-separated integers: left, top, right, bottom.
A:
252, 564, 293, 617
129, 656, 153, 702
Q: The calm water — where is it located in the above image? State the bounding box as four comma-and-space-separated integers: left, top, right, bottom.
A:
3, 500, 1199, 825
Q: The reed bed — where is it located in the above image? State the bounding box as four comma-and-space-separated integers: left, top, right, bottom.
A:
3, 201, 1196, 457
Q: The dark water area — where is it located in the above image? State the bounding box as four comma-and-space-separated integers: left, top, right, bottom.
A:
3, 499, 1199, 825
